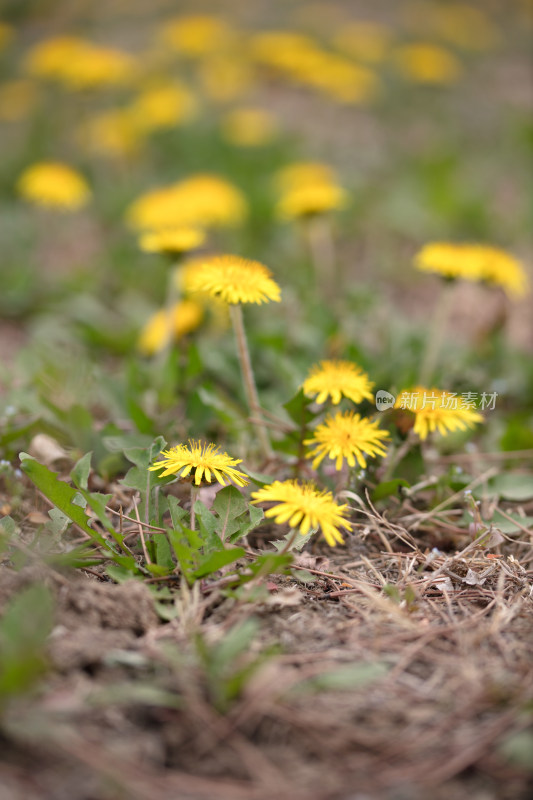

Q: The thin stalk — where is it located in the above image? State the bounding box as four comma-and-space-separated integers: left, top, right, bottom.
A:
229, 303, 272, 459
190, 484, 200, 532
306, 215, 336, 297
279, 528, 300, 554
418, 280, 455, 386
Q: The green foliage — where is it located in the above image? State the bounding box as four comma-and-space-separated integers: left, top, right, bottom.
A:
0, 584, 54, 703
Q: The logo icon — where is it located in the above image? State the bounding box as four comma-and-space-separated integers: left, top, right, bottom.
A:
375, 390, 396, 411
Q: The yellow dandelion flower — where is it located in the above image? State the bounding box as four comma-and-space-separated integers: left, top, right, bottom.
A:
250, 31, 319, 71
126, 174, 247, 231
149, 439, 249, 487
137, 300, 203, 356
395, 388, 483, 440
25, 36, 137, 89
139, 227, 205, 256
77, 108, 142, 159
306, 411, 389, 471
0, 79, 38, 122
302, 360, 374, 406
305, 56, 380, 104
58, 45, 137, 90
158, 15, 233, 57
415, 242, 529, 298
277, 182, 348, 219
24, 36, 87, 78
186, 254, 281, 305
276, 162, 337, 192
333, 22, 392, 63
393, 43, 462, 85
17, 162, 90, 211
129, 82, 197, 132
221, 107, 278, 147
251, 480, 351, 547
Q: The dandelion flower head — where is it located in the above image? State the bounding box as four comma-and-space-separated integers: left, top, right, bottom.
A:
17, 162, 90, 210
149, 440, 249, 487
158, 15, 233, 57
302, 360, 374, 406
395, 387, 484, 440
129, 81, 197, 132
139, 227, 206, 256
186, 254, 281, 305
126, 174, 247, 231
251, 479, 351, 547
415, 242, 529, 298
137, 300, 204, 356
393, 42, 462, 85
305, 411, 390, 471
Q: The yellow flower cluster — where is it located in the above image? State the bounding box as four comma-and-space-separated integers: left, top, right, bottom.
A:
395, 388, 484, 440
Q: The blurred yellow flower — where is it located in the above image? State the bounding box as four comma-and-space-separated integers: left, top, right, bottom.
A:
24, 36, 87, 78
276, 162, 337, 191
198, 54, 254, 102
17, 162, 90, 210
139, 227, 205, 256
77, 108, 142, 159
150, 440, 249, 487
0, 79, 38, 121
251, 480, 351, 547
129, 82, 197, 132
138, 300, 203, 356
251, 31, 320, 70
305, 411, 390, 470
415, 243, 529, 298
25, 36, 137, 89
186, 254, 281, 306
278, 182, 348, 219
221, 107, 278, 147
126, 174, 247, 231
333, 21, 392, 63
158, 15, 233, 57
304, 55, 380, 104
393, 43, 462, 85
395, 388, 483, 440
303, 360, 374, 405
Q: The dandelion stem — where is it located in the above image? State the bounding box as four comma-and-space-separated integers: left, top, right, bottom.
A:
229, 303, 272, 459
306, 215, 336, 296
190, 484, 199, 532
279, 528, 299, 554
418, 280, 455, 386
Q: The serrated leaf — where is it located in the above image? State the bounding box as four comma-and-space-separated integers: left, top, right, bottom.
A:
70, 451, 92, 491
212, 486, 248, 542
283, 388, 315, 427
227, 504, 264, 544
19, 453, 107, 547
192, 547, 245, 580
272, 529, 315, 552
168, 495, 187, 529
